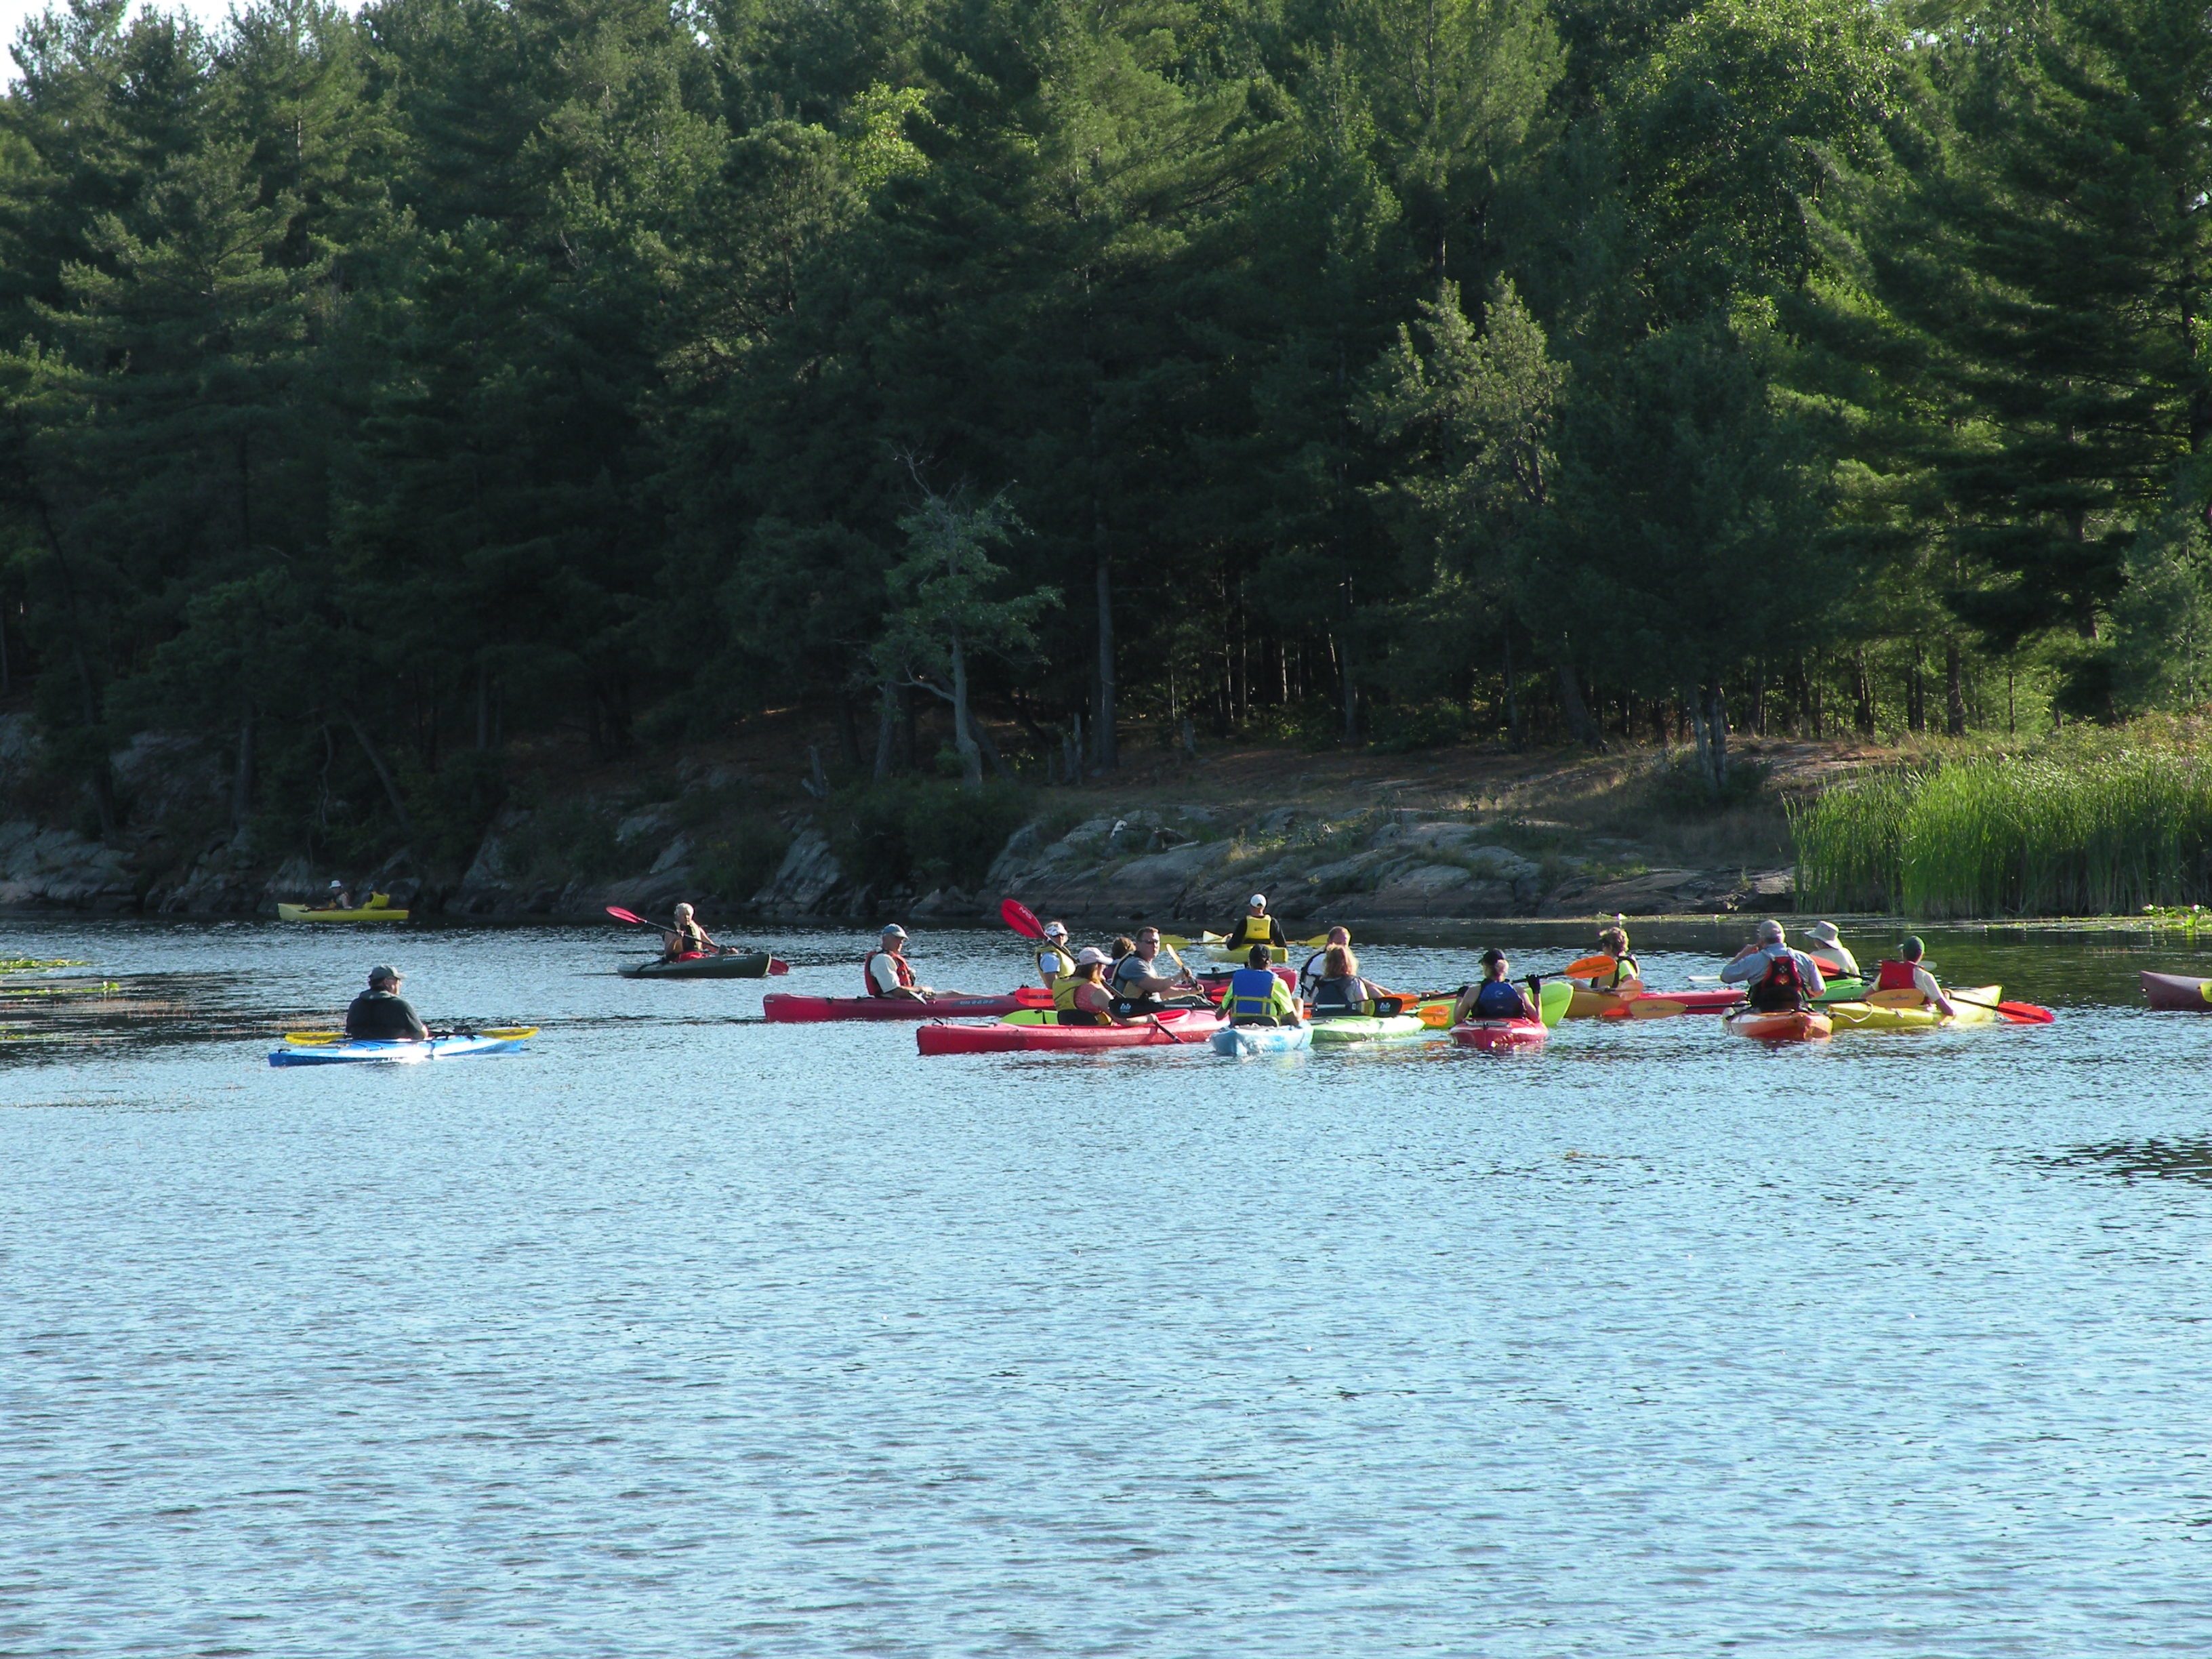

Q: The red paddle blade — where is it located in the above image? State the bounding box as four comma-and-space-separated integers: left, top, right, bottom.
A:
1811, 956, 1845, 977
1998, 1001, 2055, 1024
605, 905, 647, 926
1000, 898, 1044, 939
768, 958, 790, 976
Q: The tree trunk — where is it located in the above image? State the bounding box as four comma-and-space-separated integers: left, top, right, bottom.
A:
1944, 640, 1967, 736
949, 622, 983, 794
34, 504, 115, 840
1340, 634, 1357, 744
1502, 622, 1522, 749
874, 681, 897, 780
1853, 647, 1875, 735
1555, 657, 1603, 747
344, 711, 412, 841
1689, 680, 1730, 794
232, 706, 255, 834
1093, 542, 1117, 771
836, 690, 861, 771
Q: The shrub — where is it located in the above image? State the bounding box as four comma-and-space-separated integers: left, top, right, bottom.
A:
827, 779, 1032, 893
696, 816, 794, 902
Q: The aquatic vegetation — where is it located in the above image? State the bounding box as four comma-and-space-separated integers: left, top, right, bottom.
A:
0, 958, 91, 972
1795, 754, 2212, 918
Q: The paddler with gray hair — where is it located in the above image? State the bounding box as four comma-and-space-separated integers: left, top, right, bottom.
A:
1720, 919, 1827, 1012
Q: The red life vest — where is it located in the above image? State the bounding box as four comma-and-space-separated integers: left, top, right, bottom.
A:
1747, 950, 1808, 1012
863, 948, 915, 996
1875, 959, 1922, 994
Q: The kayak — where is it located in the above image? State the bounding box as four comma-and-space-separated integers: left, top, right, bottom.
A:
1450, 1017, 1548, 1050
1569, 985, 1748, 1019
277, 895, 407, 923
2142, 970, 2212, 1010
918, 1008, 1227, 1054
1200, 945, 1290, 965
1210, 1023, 1315, 1057
619, 951, 774, 979
764, 990, 1048, 1023
1309, 1012, 1429, 1043
268, 1033, 525, 1067
1725, 1007, 1832, 1042
1810, 977, 1868, 1004
1826, 985, 2002, 1032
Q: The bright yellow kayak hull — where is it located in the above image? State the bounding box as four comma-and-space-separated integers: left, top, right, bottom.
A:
1827, 985, 2001, 1031
278, 897, 409, 923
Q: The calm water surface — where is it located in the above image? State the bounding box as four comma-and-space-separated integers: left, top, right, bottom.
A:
4, 919, 2211, 1655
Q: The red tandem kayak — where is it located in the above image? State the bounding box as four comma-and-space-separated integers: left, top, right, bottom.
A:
1450, 1017, 1548, 1050
918, 1008, 1228, 1054
2141, 970, 2212, 1011
765, 990, 1050, 1023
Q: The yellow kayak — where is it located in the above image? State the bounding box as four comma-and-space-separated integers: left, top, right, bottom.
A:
278, 894, 409, 923
1826, 985, 2001, 1031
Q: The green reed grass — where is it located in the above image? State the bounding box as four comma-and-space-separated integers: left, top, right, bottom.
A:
1794, 753, 2212, 918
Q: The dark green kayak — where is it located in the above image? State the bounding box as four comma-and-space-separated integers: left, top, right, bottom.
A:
618, 951, 777, 980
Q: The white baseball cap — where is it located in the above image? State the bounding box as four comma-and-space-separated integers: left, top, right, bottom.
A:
880, 923, 907, 937
1044, 920, 1068, 937
1248, 893, 1267, 908
1076, 947, 1108, 965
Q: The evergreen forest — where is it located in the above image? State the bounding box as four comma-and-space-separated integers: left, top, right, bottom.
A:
1, 0, 2207, 867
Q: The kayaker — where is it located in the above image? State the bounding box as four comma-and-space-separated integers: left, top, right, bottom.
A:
1591, 920, 1641, 992
1053, 949, 1123, 1025
1225, 944, 1301, 1026
1298, 926, 1351, 998
1875, 935, 1957, 1019
1111, 926, 1203, 1014
863, 924, 977, 1002
1309, 945, 1384, 1019
1218, 893, 1287, 954
1453, 949, 1536, 1023
346, 965, 429, 1042
315, 879, 354, 913
661, 902, 718, 961
1721, 919, 1828, 1011
1807, 920, 1860, 979
1036, 920, 1076, 988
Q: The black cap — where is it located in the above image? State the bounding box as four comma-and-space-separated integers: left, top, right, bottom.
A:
1901, 935, 1925, 960
1479, 947, 1505, 966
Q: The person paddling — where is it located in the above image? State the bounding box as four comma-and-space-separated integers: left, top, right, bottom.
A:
1298, 926, 1350, 998
314, 879, 354, 914
1454, 948, 1537, 1023
1806, 920, 1860, 979
1219, 893, 1287, 954
1111, 926, 1203, 1015
661, 901, 718, 961
1721, 919, 1827, 1011
1054, 948, 1123, 1026
1875, 935, 1957, 1019
863, 924, 977, 1002
1589, 920, 1641, 993
346, 964, 428, 1042
1225, 944, 1301, 1026
1308, 945, 1385, 1019
1035, 920, 1076, 989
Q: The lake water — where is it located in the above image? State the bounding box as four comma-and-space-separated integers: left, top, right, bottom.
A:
5, 918, 2212, 1655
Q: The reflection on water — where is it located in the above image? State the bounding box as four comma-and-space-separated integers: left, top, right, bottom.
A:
5, 919, 2212, 1654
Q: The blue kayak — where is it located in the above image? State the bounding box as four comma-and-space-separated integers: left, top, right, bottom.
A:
268, 1033, 527, 1067
1210, 1023, 1313, 1057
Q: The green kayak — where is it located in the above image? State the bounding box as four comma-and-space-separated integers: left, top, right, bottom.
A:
1308, 1012, 1429, 1044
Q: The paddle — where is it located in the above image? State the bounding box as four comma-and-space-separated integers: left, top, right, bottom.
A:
1000, 898, 1044, 939
286, 1025, 539, 1044
1866, 987, 2053, 1024
605, 905, 788, 974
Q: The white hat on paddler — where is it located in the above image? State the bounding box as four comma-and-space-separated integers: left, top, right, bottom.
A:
1044, 920, 1069, 939
1248, 893, 1268, 909
1807, 920, 1842, 946
881, 923, 907, 937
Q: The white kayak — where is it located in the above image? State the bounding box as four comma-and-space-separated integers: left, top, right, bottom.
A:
268, 1033, 528, 1067
1209, 1023, 1313, 1056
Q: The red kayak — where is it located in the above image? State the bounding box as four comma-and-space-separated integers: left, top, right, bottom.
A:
2142, 970, 2212, 1011
765, 990, 1050, 1023
1450, 1018, 1548, 1051
1727, 1007, 1832, 1043
918, 1008, 1228, 1054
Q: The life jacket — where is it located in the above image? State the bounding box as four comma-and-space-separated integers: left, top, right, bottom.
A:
1746, 949, 1809, 1012
1225, 966, 1282, 1023
1311, 975, 1369, 1017
1227, 915, 1280, 948
1875, 958, 1923, 994
1472, 979, 1526, 1019
1037, 944, 1075, 983
863, 947, 914, 996
1605, 952, 1641, 990
1054, 975, 1108, 1026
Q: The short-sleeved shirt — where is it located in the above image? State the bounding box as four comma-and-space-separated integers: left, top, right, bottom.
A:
1113, 952, 1172, 998
866, 951, 909, 994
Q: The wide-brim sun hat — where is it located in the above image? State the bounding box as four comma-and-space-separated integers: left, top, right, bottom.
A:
1809, 920, 1841, 943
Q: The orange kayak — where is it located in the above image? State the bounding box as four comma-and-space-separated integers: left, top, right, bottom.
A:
1726, 1007, 1832, 1043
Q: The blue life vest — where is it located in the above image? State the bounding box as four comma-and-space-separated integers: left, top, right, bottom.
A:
1472, 979, 1526, 1019
1225, 966, 1280, 1021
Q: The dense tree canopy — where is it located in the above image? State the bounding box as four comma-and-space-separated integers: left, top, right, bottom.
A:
0, 0, 2205, 864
